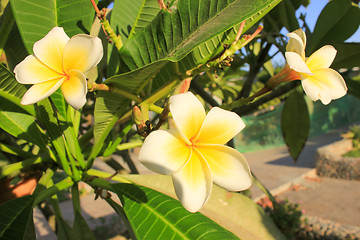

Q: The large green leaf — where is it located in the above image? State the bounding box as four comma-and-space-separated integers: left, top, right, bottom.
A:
281, 90, 310, 161
331, 42, 360, 70
111, 183, 240, 240
308, 0, 360, 53
0, 195, 36, 240
118, 0, 282, 71
9, 0, 96, 54
122, 174, 286, 240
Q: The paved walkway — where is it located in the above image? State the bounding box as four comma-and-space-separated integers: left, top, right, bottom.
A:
35, 127, 360, 239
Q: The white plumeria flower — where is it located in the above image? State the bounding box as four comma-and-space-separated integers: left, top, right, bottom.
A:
139, 92, 252, 212
285, 29, 347, 105
14, 27, 103, 109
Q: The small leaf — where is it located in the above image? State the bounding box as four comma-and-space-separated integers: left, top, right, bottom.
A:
70, 211, 96, 240
111, 183, 240, 240
0, 195, 36, 240
308, 0, 360, 53
281, 90, 310, 161
331, 42, 360, 70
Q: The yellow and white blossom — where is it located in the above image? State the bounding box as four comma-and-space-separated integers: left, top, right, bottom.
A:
14, 27, 103, 109
138, 92, 252, 212
285, 29, 347, 105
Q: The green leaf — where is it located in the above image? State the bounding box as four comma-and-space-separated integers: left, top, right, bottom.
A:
9, 0, 96, 54
0, 64, 35, 116
266, 0, 299, 32
0, 99, 46, 149
344, 77, 360, 100
50, 89, 67, 121
118, 0, 282, 71
57, 215, 72, 240
281, 90, 310, 161
331, 42, 360, 69
308, 0, 360, 53
70, 211, 96, 240
123, 174, 286, 240
0, 195, 36, 240
111, 183, 240, 240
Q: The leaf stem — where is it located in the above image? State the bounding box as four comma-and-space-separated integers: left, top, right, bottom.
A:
0, 156, 52, 178
86, 169, 131, 184
116, 140, 143, 151
34, 176, 74, 206
71, 183, 81, 213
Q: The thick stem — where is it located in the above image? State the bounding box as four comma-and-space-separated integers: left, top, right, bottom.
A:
71, 184, 81, 213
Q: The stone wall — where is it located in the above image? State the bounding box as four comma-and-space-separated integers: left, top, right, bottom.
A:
315, 139, 360, 180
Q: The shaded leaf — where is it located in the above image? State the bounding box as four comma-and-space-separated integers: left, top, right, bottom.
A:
0, 64, 34, 115
123, 174, 286, 240
331, 42, 360, 70
57, 216, 72, 240
111, 183, 240, 240
345, 77, 360, 100
0, 195, 35, 240
281, 90, 310, 161
70, 211, 96, 240
308, 0, 360, 53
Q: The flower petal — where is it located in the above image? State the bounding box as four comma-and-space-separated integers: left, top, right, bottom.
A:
33, 27, 69, 73
172, 149, 212, 212
21, 77, 65, 105
306, 45, 337, 70
197, 144, 252, 191
302, 68, 347, 105
286, 29, 306, 59
63, 34, 103, 74
169, 92, 206, 144
60, 69, 87, 109
196, 107, 245, 145
138, 129, 190, 175
285, 52, 312, 75
14, 55, 61, 84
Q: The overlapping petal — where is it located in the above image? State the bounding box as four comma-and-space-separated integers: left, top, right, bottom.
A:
63, 34, 103, 73
61, 69, 87, 109
305, 45, 337, 70
285, 52, 312, 74
196, 107, 245, 145
33, 27, 69, 73
286, 29, 306, 59
14, 55, 61, 84
139, 129, 191, 175
197, 144, 252, 191
302, 68, 347, 105
170, 92, 206, 143
21, 77, 65, 105
172, 150, 212, 213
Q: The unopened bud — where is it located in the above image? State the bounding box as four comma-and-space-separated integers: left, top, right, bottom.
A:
173, 78, 191, 95
132, 106, 143, 125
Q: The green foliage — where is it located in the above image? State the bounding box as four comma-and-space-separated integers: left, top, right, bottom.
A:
262, 198, 303, 239
0, 195, 36, 240
281, 90, 310, 161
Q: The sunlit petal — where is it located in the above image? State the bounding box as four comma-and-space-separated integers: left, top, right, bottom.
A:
286, 29, 306, 59
138, 129, 190, 175
14, 55, 61, 84
306, 45, 337, 70
197, 144, 252, 191
196, 107, 245, 145
172, 150, 212, 213
33, 27, 69, 73
285, 52, 312, 74
302, 68, 347, 105
21, 77, 65, 105
61, 69, 87, 109
170, 92, 206, 144
63, 34, 103, 73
